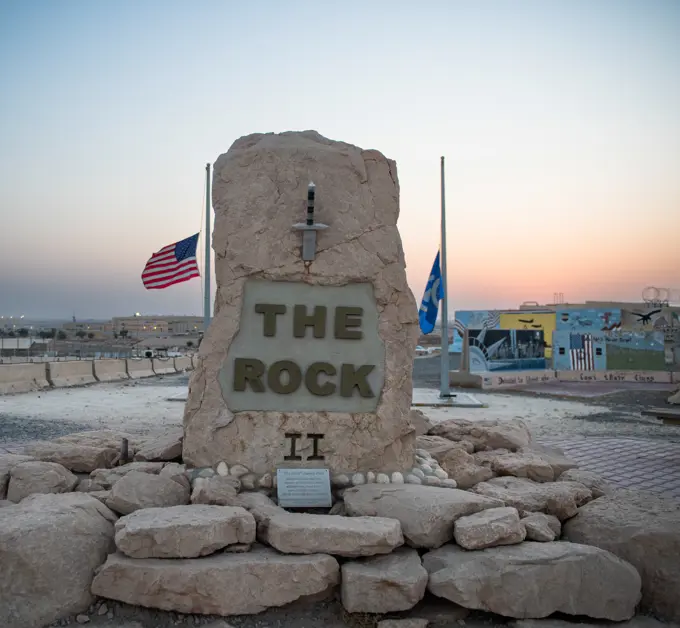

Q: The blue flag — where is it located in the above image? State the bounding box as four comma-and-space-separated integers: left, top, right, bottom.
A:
419, 252, 444, 334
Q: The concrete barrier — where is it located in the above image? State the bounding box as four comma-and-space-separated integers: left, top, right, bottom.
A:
152, 357, 176, 375
47, 360, 97, 388
126, 358, 155, 379
174, 356, 193, 372
556, 369, 673, 384
0, 363, 50, 395
449, 369, 557, 390
93, 359, 129, 382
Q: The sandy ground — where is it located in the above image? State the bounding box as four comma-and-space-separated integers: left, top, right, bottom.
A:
2, 364, 680, 452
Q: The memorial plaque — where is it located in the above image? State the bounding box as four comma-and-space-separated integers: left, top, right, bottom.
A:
276, 468, 332, 508
219, 279, 386, 413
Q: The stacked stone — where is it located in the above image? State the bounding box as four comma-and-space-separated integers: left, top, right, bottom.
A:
3, 421, 680, 626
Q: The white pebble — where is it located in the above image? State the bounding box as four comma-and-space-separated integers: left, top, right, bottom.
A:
419, 463, 434, 475
441, 478, 458, 488
197, 467, 215, 478
216, 461, 229, 477
434, 468, 448, 480
405, 474, 422, 485
391, 472, 404, 484
424, 476, 441, 486
230, 464, 249, 478
351, 472, 366, 486
415, 448, 430, 458
258, 473, 273, 489
366, 471, 376, 483
376, 473, 390, 484
332, 474, 351, 487
410, 468, 425, 480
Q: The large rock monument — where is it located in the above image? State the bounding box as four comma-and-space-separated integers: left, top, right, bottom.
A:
183, 131, 419, 481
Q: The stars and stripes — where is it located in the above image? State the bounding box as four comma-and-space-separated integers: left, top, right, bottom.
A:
142, 233, 200, 290
453, 319, 467, 335
569, 332, 595, 370
484, 311, 501, 329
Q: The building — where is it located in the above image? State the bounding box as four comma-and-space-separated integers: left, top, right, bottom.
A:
62, 321, 113, 336
111, 315, 203, 337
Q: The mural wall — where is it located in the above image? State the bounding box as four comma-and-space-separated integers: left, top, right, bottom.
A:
453, 305, 680, 373
555, 308, 621, 332
552, 330, 666, 371
500, 312, 556, 358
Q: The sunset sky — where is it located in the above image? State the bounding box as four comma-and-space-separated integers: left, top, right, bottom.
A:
1, 0, 678, 319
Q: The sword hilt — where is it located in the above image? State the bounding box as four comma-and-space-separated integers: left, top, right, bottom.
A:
306, 182, 315, 226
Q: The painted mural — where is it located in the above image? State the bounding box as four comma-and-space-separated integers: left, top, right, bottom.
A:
553, 330, 666, 371
500, 312, 555, 358
452, 305, 679, 372
467, 328, 547, 372
620, 307, 674, 332
555, 308, 621, 332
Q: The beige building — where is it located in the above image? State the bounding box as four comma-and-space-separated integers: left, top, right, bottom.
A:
112, 315, 203, 336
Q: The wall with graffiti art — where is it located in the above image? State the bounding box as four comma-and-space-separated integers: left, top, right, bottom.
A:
500, 312, 556, 358
555, 308, 621, 332
553, 330, 666, 371
452, 305, 679, 372
466, 327, 548, 372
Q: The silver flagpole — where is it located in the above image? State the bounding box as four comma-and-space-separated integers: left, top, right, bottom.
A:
439, 156, 451, 397
203, 163, 212, 332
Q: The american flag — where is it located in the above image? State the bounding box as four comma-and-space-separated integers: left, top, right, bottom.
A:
142, 233, 200, 290
569, 333, 595, 370
484, 311, 501, 329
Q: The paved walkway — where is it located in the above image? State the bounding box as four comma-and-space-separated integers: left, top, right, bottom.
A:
541, 437, 680, 499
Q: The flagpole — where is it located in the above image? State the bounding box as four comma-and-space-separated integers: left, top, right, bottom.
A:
204, 163, 211, 332
439, 156, 451, 398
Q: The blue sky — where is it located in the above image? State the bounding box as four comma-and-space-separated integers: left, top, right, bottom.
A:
1, 0, 678, 319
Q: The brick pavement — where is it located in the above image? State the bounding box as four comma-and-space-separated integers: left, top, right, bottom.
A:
540, 437, 680, 500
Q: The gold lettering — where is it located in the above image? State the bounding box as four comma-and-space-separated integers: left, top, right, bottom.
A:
268, 360, 302, 394
233, 358, 265, 392
293, 305, 327, 338
305, 361, 336, 396
334, 306, 363, 340
340, 363, 375, 397
255, 303, 286, 337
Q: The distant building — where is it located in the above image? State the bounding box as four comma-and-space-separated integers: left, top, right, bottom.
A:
112, 315, 203, 337
62, 321, 113, 336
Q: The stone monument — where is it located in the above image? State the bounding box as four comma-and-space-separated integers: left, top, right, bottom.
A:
183, 131, 419, 484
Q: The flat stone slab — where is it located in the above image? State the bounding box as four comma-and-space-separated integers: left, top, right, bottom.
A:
343, 484, 504, 548
265, 513, 403, 557
105, 470, 190, 515
453, 506, 526, 550
91, 548, 339, 616
341, 547, 428, 613
423, 542, 641, 620
563, 489, 680, 622
115, 505, 256, 558
471, 476, 593, 520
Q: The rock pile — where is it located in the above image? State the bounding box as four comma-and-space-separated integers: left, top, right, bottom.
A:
1, 417, 679, 627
